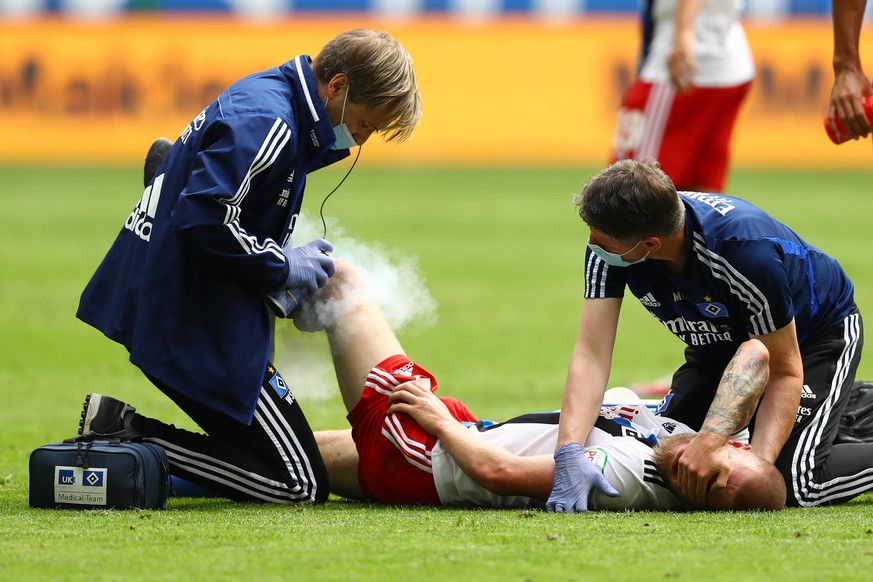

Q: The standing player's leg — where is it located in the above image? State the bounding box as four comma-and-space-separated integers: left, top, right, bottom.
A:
611, 79, 669, 168
613, 80, 751, 193
673, 82, 752, 193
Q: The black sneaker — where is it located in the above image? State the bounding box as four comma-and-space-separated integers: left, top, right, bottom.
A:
78, 393, 139, 439
143, 137, 173, 187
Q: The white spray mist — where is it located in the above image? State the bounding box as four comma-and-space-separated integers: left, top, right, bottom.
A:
273, 216, 438, 401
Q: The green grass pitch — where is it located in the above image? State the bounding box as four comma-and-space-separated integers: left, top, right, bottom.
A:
1, 164, 872, 580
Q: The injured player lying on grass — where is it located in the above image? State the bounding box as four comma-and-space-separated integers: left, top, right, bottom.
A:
300, 260, 785, 511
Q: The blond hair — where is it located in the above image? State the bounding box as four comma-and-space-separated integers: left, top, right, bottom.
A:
313, 29, 422, 143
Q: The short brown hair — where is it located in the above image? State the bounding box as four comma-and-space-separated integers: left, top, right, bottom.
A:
574, 159, 683, 240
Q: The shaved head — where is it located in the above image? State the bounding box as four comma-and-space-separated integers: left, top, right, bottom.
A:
654, 434, 786, 511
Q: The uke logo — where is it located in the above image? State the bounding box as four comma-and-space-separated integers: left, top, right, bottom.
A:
125, 174, 164, 242
58, 469, 76, 485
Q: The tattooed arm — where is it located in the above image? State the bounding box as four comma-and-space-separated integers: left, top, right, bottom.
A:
700, 340, 770, 437
675, 339, 771, 507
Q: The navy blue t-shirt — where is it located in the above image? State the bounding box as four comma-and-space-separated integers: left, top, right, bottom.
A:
584, 192, 855, 369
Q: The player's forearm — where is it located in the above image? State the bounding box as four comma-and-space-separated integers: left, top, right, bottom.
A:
750, 375, 802, 463
432, 420, 518, 486
433, 420, 552, 498
557, 298, 619, 447
674, 0, 704, 34
700, 340, 769, 437
678, 341, 770, 499
556, 367, 607, 448
832, 0, 868, 72
556, 392, 602, 449
556, 349, 612, 447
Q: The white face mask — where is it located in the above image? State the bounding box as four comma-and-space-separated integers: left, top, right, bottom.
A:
330, 88, 357, 150
588, 239, 649, 267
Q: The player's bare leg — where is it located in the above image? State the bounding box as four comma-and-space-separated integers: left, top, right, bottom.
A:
302, 261, 403, 500
314, 428, 364, 500
294, 259, 404, 413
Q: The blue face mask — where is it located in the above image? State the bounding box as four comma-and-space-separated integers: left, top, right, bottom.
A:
330, 88, 358, 150
588, 239, 649, 267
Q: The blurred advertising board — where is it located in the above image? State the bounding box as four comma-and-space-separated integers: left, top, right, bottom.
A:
0, 16, 870, 168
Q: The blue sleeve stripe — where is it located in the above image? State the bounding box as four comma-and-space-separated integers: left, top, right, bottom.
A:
764, 236, 819, 323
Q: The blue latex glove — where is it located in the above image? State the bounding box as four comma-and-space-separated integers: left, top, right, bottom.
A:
546, 443, 620, 512
265, 238, 335, 318
282, 239, 335, 293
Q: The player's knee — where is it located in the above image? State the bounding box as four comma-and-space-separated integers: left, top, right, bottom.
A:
321, 259, 364, 299
281, 462, 330, 505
